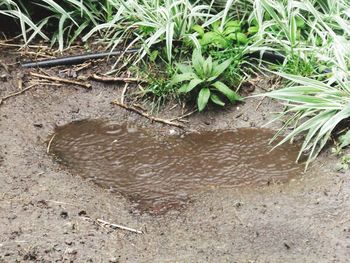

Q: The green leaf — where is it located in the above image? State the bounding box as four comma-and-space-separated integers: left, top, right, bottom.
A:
171, 73, 196, 85
236, 32, 248, 44
212, 58, 232, 77
228, 32, 249, 43
200, 32, 228, 48
178, 78, 203, 93
296, 17, 305, 29
192, 49, 204, 77
289, 15, 297, 46
225, 20, 240, 28
340, 130, 350, 148
210, 93, 225, 106
197, 87, 210, 111
203, 56, 213, 77
177, 63, 193, 74
212, 81, 241, 103
248, 26, 259, 34
192, 25, 205, 36
149, 50, 159, 62
224, 26, 240, 35
166, 22, 175, 62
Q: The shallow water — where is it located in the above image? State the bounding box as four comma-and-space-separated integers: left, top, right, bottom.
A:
50, 120, 304, 214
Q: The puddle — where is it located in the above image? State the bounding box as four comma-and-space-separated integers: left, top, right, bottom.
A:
49, 120, 304, 214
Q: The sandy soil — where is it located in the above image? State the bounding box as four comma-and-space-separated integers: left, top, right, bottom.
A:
1, 47, 350, 262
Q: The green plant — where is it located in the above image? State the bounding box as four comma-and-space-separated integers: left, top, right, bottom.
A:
262, 72, 350, 168
83, 0, 224, 63
0, 0, 49, 44
192, 19, 251, 50
171, 49, 241, 111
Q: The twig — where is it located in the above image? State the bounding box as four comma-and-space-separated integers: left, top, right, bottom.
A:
18, 79, 22, 90
90, 74, 147, 83
121, 72, 131, 104
255, 97, 266, 111
169, 109, 197, 122
111, 100, 185, 128
97, 219, 143, 234
0, 60, 9, 72
46, 134, 56, 154
121, 83, 128, 104
30, 72, 91, 89
0, 84, 38, 105
133, 103, 147, 112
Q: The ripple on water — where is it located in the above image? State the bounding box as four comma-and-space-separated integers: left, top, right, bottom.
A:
50, 119, 304, 214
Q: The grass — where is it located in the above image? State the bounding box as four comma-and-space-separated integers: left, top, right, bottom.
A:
2, 0, 350, 166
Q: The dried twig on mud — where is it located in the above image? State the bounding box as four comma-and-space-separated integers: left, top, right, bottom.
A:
169, 109, 197, 122
111, 99, 185, 128
97, 219, 143, 234
0, 60, 9, 72
121, 72, 131, 104
46, 133, 56, 154
30, 72, 91, 89
80, 216, 143, 234
0, 84, 38, 105
90, 74, 147, 83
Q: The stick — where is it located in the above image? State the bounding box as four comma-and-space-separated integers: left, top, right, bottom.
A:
169, 109, 197, 122
111, 100, 185, 128
46, 134, 56, 154
30, 72, 91, 89
121, 72, 131, 104
97, 219, 143, 234
90, 74, 147, 83
0, 60, 9, 72
0, 84, 38, 105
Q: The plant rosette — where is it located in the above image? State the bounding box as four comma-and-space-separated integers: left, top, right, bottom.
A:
171, 49, 241, 111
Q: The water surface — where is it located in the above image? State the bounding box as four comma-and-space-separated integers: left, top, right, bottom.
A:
50, 120, 303, 214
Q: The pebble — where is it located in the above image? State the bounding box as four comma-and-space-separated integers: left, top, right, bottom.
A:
65, 248, 77, 255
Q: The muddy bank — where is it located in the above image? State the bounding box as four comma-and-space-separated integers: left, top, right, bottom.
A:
1, 48, 350, 262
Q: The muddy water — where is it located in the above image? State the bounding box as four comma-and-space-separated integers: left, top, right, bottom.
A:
50, 120, 304, 214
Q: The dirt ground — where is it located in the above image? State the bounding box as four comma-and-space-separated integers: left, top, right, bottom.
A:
1, 46, 350, 263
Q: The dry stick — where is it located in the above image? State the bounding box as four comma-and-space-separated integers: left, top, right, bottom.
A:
97, 219, 143, 234
121, 82, 128, 104
169, 109, 197, 122
90, 74, 147, 83
0, 60, 9, 72
46, 134, 56, 154
30, 72, 91, 89
0, 84, 38, 105
255, 97, 266, 111
120, 72, 132, 104
112, 100, 185, 129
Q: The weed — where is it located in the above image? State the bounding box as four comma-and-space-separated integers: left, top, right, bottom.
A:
172, 49, 241, 111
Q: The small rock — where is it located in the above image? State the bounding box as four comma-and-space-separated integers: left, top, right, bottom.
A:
284, 242, 291, 250
169, 129, 177, 136
60, 211, 68, 219
78, 210, 87, 216
33, 123, 43, 128
203, 120, 210, 125
0, 74, 7, 81
65, 248, 77, 255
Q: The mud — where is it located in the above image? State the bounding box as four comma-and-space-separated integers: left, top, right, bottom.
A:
50, 120, 303, 214
1, 46, 350, 262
